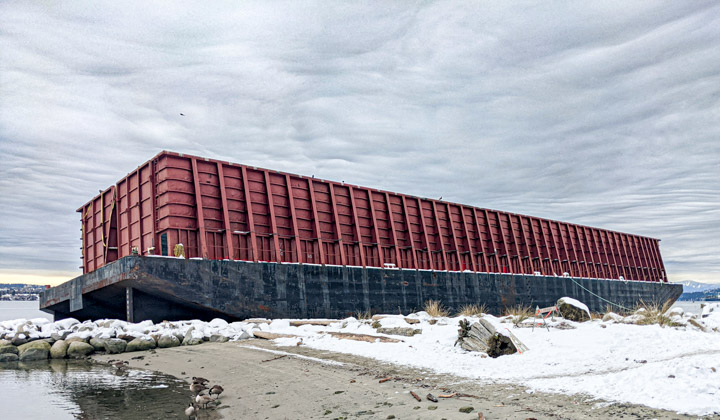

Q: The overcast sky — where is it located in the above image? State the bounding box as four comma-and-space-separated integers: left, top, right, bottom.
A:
1, 1, 718, 285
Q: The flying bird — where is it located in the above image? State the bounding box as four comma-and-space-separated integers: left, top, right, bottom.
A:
180, 113, 185, 116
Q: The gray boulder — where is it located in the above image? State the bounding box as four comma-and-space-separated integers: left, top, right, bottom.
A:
51, 331, 72, 341
157, 334, 181, 348
117, 333, 136, 342
50, 340, 69, 359
11, 334, 28, 346
0, 353, 19, 363
103, 338, 127, 354
89, 338, 107, 351
67, 342, 94, 358
65, 336, 88, 344
18, 340, 50, 361
126, 337, 157, 352
0, 344, 18, 355
237, 331, 252, 340
0, 339, 11, 346
557, 297, 591, 322
209, 334, 229, 343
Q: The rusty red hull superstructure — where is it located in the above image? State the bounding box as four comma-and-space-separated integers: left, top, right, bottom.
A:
79, 151, 667, 282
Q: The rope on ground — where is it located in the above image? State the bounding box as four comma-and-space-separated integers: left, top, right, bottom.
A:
569, 277, 633, 312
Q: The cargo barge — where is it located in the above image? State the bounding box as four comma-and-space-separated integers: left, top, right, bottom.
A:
40, 151, 681, 321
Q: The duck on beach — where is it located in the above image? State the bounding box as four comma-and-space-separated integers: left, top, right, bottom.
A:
195, 393, 214, 409
192, 376, 209, 384
209, 384, 224, 399
184, 403, 198, 419
190, 383, 208, 395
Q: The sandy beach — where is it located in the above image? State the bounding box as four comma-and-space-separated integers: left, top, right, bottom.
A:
93, 340, 705, 420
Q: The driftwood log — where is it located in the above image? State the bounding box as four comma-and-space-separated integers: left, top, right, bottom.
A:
289, 320, 338, 327
252, 331, 297, 340
455, 318, 528, 357
325, 332, 403, 343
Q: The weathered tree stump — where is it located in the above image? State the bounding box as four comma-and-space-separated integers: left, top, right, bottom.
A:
455, 318, 528, 357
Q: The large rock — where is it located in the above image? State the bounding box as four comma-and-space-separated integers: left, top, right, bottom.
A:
67, 342, 95, 358
0, 353, 19, 363
89, 338, 107, 352
0, 339, 11, 346
51, 331, 72, 341
0, 345, 18, 355
50, 340, 69, 359
11, 334, 29, 346
126, 337, 157, 352
65, 336, 88, 344
18, 340, 50, 361
557, 297, 592, 322
209, 334, 230, 343
157, 334, 181, 348
602, 312, 624, 323
103, 338, 127, 354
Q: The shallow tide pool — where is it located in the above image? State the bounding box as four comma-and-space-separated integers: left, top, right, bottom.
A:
0, 360, 197, 420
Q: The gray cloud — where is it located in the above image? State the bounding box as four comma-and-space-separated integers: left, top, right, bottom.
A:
1, 1, 718, 283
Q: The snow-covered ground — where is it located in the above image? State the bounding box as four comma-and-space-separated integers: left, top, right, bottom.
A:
262, 304, 720, 416
2, 302, 718, 415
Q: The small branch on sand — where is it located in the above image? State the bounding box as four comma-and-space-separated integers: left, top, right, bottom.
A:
261, 354, 288, 363
253, 331, 297, 340
379, 377, 393, 383
410, 391, 421, 401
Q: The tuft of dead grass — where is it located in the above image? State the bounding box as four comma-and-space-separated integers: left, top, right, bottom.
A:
355, 310, 372, 320
634, 300, 680, 327
457, 303, 488, 317
424, 300, 449, 317
505, 304, 533, 327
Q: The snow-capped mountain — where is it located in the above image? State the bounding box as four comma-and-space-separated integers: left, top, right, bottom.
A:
673, 280, 720, 301
675, 280, 718, 293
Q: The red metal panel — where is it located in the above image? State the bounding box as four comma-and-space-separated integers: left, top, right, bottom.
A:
217, 163, 234, 260
347, 186, 367, 267
481, 209, 501, 273
400, 195, 419, 269
384, 193, 403, 267
429, 201, 448, 270
470, 208, 489, 272
306, 179, 326, 265
329, 184, 348, 266
526, 217, 543, 273
507, 214, 524, 274
443, 203, 462, 271
414, 197, 434, 270
240, 166, 257, 262
190, 158, 209, 259
458, 206, 477, 272
612, 232, 629, 280
284, 174, 302, 264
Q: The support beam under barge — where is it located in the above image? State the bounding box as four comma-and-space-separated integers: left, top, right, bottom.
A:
40, 256, 682, 323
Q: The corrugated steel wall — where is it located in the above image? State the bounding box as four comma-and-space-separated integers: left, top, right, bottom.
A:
79, 151, 668, 282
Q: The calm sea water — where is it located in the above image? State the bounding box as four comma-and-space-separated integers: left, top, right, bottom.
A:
0, 301, 206, 420
0, 300, 53, 322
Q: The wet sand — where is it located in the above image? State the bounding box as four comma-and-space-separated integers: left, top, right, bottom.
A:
93, 341, 706, 420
